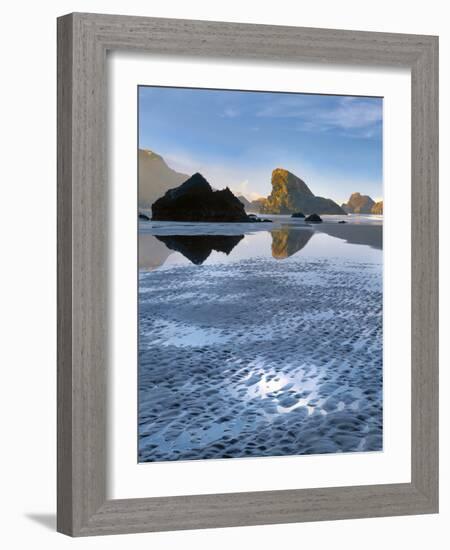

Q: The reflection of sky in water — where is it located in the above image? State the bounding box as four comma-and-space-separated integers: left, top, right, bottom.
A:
242, 365, 319, 415
162, 229, 381, 268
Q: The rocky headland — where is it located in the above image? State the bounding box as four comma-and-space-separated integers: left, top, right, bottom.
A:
139, 149, 189, 209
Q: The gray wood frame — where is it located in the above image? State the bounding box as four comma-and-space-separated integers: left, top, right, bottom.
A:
57, 12, 439, 537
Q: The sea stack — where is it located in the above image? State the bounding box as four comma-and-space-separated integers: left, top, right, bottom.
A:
151, 173, 252, 222
371, 201, 383, 214
341, 192, 375, 214
259, 168, 345, 215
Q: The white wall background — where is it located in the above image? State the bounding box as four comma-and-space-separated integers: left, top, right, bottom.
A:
0, 1, 447, 548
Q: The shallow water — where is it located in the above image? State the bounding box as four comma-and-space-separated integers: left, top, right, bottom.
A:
138, 216, 383, 462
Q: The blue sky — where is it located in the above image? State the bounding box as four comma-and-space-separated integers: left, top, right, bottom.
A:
139, 87, 383, 204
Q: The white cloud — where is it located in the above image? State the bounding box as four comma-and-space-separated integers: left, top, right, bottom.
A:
255, 95, 312, 118
230, 180, 264, 200
317, 97, 382, 130
256, 96, 382, 138
221, 107, 240, 118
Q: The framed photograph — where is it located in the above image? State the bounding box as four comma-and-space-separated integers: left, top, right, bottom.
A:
57, 13, 438, 536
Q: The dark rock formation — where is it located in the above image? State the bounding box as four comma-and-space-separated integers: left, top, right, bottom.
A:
259, 168, 345, 215
341, 192, 376, 214
139, 212, 150, 221
338, 220, 347, 224
371, 201, 383, 214
291, 211, 305, 218
305, 213, 322, 223
156, 234, 244, 265
248, 214, 273, 223
151, 173, 251, 222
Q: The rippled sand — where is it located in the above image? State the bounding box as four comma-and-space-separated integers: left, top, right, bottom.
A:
139, 249, 382, 462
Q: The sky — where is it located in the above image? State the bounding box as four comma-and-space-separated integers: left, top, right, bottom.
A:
139, 86, 383, 204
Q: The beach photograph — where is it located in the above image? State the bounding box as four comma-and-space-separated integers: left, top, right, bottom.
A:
138, 86, 383, 462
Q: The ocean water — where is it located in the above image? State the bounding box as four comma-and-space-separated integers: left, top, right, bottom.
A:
138, 215, 383, 462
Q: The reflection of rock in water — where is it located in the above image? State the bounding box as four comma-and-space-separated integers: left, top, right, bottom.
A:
271, 227, 313, 259
156, 234, 244, 265
139, 234, 173, 270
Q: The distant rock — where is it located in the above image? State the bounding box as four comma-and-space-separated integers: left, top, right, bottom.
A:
259, 168, 345, 215
248, 197, 267, 213
341, 192, 376, 214
247, 214, 273, 223
338, 220, 347, 224
156, 234, 244, 265
371, 200, 383, 214
305, 213, 322, 223
237, 195, 272, 219
291, 211, 305, 218
237, 195, 251, 209
138, 212, 150, 221
139, 149, 189, 209
151, 173, 252, 222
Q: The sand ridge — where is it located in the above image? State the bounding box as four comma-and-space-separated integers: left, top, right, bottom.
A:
139, 252, 382, 462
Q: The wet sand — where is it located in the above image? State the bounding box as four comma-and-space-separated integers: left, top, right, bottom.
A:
317, 223, 382, 250
138, 226, 383, 462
